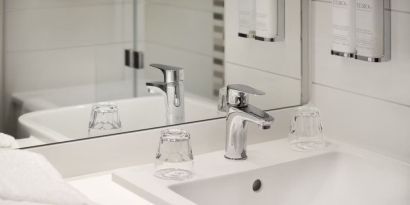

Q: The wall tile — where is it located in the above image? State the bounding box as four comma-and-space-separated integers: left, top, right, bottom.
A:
5, 3, 127, 51
144, 2, 213, 56
391, 0, 410, 12
312, 84, 410, 163
5, 47, 95, 94
94, 43, 131, 84
147, 0, 213, 12
122, 1, 134, 42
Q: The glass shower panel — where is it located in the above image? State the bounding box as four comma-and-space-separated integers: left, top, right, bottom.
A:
94, 0, 137, 103
3, 0, 138, 138
131, 0, 147, 98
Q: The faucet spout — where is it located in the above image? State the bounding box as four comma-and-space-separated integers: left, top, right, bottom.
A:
225, 105, 274, 160
146, 64, 185, 125
237, 105, 274, 127
146, 81, 167, 95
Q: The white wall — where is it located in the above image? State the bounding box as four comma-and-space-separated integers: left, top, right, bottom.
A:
310, 0, 410, 163
224, 0, 302, 110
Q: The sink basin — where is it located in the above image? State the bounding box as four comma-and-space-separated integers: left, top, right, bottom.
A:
170, 152, 409, 205
19, 95, 220, 142
113, 139, 410, 205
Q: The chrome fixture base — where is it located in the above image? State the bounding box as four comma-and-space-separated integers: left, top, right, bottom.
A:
255, 36, 276, 42
238, 32, 255, 38
355, 55, 382, 63
330, 50, 355, 58
224, 153, 247, 160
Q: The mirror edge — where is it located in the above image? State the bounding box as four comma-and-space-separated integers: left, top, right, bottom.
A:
301, 0, 312, 106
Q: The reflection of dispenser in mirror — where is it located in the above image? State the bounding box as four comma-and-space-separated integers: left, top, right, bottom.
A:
254, 0, 285, 42
355, 0, 391, 62
331, 0, 356, 58
146, 64, 185, 125
238, 0, 256, 38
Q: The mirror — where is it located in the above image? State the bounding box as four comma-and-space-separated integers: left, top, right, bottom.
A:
0, 0, 308, 148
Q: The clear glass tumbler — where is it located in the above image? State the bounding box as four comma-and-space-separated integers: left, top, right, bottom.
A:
154, 129, 194, 181
289, 105, 326, 151
88, 102, 121, 137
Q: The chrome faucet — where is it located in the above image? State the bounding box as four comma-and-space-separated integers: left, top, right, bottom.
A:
146, 64, 184, 124
218, 84, 274, 160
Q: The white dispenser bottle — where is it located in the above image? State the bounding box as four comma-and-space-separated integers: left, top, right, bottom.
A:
238, 0, 256, 38
331, 0, 356, 57
355, 0, 385, 62
255, 0, 278, 41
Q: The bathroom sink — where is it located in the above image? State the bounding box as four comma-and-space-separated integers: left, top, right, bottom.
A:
113, 139, 410, 205
170, 152, 408, 205
19, 95, 220, 142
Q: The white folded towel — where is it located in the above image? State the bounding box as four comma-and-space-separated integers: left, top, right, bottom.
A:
0, 133, 19, 149
0, 150, 95, 205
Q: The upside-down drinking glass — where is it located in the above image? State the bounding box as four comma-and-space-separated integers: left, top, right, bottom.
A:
88, 102, 121, 137
289, 105, 326, 151
154, 129, 194, 181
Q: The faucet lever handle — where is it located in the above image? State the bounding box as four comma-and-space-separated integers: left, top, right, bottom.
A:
227, 84, 265, 108
150, 63, 184, 83
218, 84, 265, 111
227, 84, 265, 96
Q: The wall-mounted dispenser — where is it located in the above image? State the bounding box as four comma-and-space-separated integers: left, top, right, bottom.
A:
238, 0, 285, 42
331, 0, 356, 58
355, 0, 391, 62
330, 0, 391, 62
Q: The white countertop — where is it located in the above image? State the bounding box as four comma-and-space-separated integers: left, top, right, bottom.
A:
68, 173, 153, 205
69, 139, 410, 205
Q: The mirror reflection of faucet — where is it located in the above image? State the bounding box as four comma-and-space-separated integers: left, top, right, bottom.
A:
146, 64, 185, 125
218, 84, 274, 160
